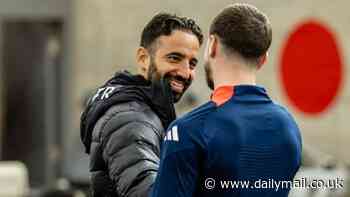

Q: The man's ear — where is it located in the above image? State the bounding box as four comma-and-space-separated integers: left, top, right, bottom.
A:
136, 47, 151, 78
257, 52, 268, 70
208, 35, 218, 58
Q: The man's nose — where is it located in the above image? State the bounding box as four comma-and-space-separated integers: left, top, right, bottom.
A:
176, 63, 191, 80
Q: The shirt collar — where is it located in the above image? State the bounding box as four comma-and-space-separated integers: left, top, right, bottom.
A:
211, 85, 268, 106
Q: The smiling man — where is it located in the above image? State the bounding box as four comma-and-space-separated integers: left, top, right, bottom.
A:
80, 13, 203, 197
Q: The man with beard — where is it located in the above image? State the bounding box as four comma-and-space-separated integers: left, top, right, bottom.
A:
80, 13, 203, 197
152, 3, 302, 197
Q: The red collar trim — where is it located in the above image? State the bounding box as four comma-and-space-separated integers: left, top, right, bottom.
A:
211, 86, 234, 106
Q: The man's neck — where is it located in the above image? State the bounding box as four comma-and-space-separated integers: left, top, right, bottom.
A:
213, 61, 257, 89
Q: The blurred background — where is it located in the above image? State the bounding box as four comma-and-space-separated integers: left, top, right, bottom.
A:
0, 0, 349, 196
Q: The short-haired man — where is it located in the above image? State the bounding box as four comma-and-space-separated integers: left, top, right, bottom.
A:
80, 13, 203, 197
151, 4, 302, 197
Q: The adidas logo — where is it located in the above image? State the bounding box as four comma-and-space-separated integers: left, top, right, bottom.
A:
164, 126, 179, 142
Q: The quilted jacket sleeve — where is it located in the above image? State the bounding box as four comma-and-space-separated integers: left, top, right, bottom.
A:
99, 106, 163, 197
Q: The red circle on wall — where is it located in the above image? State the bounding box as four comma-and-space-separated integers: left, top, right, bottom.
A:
280, 20, 343, 115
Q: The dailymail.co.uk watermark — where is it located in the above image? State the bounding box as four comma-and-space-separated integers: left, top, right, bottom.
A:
204, 177, 344, 191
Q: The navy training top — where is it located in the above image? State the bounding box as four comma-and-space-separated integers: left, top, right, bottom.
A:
151, 85, 302, 197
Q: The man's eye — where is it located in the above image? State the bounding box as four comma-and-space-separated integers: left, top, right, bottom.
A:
190, 61, 197, 69
168, 56, 181, 62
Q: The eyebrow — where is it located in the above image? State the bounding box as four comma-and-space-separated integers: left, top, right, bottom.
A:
166, 52, 185, 58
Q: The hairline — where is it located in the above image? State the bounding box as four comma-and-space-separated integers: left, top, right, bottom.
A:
145, 29, 200, 56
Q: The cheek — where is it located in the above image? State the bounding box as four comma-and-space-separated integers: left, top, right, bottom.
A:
155, 58, 177, 73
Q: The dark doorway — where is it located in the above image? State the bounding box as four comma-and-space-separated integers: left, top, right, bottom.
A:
1, 20, 63, 187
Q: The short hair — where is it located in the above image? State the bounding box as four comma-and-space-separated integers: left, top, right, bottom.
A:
140, 13, 203, 53
210, 3, 272, 62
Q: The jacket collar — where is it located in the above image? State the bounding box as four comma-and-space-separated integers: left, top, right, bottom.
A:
110, 70, 176, 128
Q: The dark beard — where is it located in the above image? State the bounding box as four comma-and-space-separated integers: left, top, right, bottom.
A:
204, 61, 214, 90
147, 58, 191, 103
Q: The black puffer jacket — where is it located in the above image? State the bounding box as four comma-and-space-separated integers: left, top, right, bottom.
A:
80, 71, 176, 197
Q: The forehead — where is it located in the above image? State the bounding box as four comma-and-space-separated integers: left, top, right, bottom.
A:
154, 30, 200, 57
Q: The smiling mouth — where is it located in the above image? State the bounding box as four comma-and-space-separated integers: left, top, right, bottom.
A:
170, 79, 185, 93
